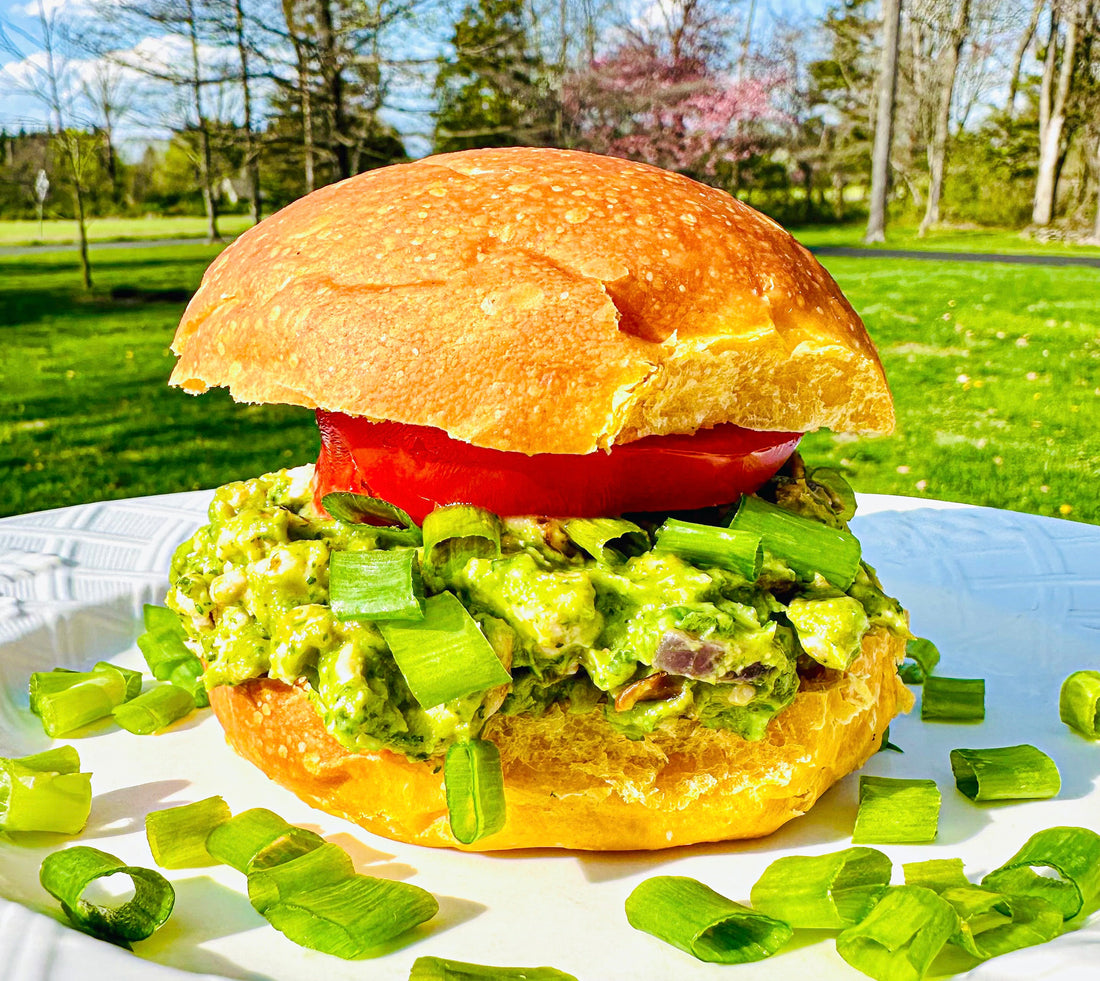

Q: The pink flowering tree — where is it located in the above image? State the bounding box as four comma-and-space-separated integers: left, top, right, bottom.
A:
562, 41, 783, 181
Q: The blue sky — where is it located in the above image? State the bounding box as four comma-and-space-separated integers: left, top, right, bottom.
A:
0, 0, 837, 150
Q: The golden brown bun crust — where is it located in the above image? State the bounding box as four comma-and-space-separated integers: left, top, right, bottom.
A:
207, 627, 911, 851
171, 148, 893, 454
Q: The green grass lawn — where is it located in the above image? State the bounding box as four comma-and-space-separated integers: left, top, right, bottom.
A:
2, 246, 1098, 523
789, 221, 1100, 257
0, 214, 255, 246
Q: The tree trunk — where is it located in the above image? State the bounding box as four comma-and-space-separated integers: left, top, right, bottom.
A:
280, 0, 315, 193
1008, 0, 1044, 118
832, 172, 846, 220
187, 0, 221, 242
920, 0, 970, 237
1033, 1, 1082, 226
865, 0, 903, 244
316, 0, 350, 181
234, 0, 261, 224
72, 178, 92, 291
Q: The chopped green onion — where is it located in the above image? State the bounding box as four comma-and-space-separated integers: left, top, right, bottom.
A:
835, 885, 958, 981
329, 549, 425, 621
981, 826, 1100, 920
139, 604, 209, 708
39, 846, 174, 945
145, 796, 232, 869
95, 661, 143, 700
112, 684, 195, 735
378, 592, 510, 709
878, 726, 903, 753
941, 887, 1061, 961
322, 492, 420, 538
808, 467, 857, 520
29, 666, 130, 737
899, 638, 940, 685
902, 858, 970, 893
422, 505, 501, 582
6, 745, 81, 774
246, 842, 438, 958
921, 676, 985, 723
565, 517, 648, 564
750, 847, 891, 929
852, 776, 941, 844
1059, 670, 1100, 738
653, 518, 762, 580
902, 859, 1065, 960
728, 494, 861, 589
0, 749, 92, 834
444, 739, 506, 845
410, 956, 578, 980
625, 876, 792, 964
950, 745, 1060, 802
423, 504, 501, 553
205, 807, 325, 874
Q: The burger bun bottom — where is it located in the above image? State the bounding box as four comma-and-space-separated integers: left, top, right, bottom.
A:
208, 627, 911, 850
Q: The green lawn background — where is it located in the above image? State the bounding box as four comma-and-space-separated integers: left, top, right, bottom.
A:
1, 239, 1098, 524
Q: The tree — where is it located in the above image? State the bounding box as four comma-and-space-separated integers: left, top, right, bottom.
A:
433, 0, 554, 152
807, 1, 879, 218
561, 0, 778, 182
93, 0, 227, 241
865, 0, 903, 243
919, 0, 971, 235
1, 0, 103, 286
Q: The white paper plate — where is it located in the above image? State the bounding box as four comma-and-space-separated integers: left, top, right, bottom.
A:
1, 492, 1098, 981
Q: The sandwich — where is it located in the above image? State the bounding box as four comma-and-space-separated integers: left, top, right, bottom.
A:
165, 147, 913, 851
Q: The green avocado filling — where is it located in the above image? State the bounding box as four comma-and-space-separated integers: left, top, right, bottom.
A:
166, 458, 907, 762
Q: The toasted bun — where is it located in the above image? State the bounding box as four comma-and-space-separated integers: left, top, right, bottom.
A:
171, 147, 893, 455
207, 627, 911, 851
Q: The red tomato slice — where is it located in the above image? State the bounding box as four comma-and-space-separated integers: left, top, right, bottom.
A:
313, 410, 801, 523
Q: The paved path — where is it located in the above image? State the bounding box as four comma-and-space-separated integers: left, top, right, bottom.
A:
0, 237, 221, 256
809, 244, 1100, 268
3, 237, 1099, 267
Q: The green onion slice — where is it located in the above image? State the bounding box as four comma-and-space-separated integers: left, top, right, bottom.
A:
39, 846, 174, 945
728, 494, 861, 589
329, 549, 425, 622
29, 667, 130, 737
950, 745, 1060, 802
750, 847, 891, 929
565, 517, 648, 565
246, 842, 439, 958
0, 749, 92, 834
112, 684, 195, 735
322, 492, 420, 538
410, 956, 578, 980
139, 604, 209, 708
921, 676, 985, 723
95, 661, 143, 701
145, 796, 232, 869
653, 518, 762, 580
942, 887, 1062, 961
444, 739, 506, 845
378, 592, 510, 709
852, 776, 941, 844
899, 637, 940, 685
878, 726, 903, 753
902, 858, 970, 893
625, 876, 792, 964
981, 826, 1100, 920
1059, 670, 1100, 739
422, 505, 501, 583
808, 466, 858, 520
205, 807, 325, 874
835, 885, 958, 981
